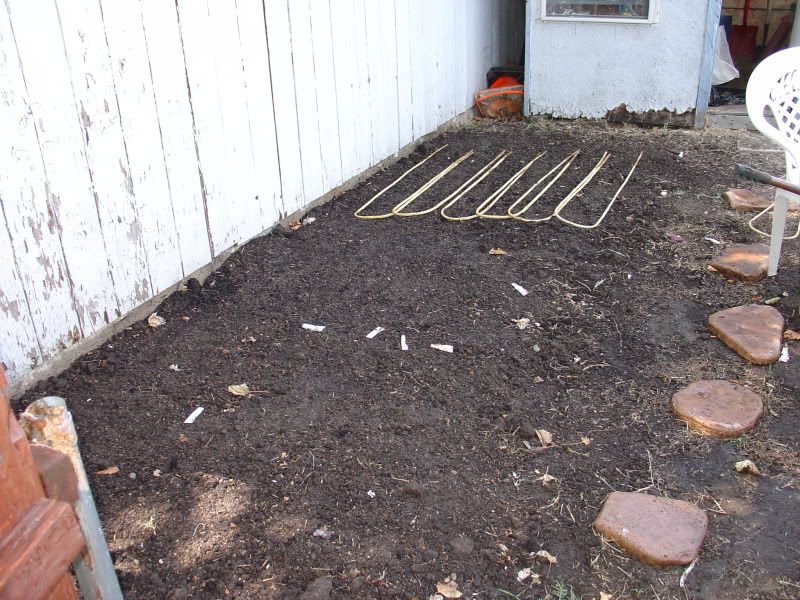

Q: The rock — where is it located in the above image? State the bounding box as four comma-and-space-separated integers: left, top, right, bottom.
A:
299, 576, 332, 600
708, 304, 784, 364
671, 380, 764, 437
593, 492, 708, 567
449, 536, 475, 555
723, 188, 800, 212
709, 244, 769, 282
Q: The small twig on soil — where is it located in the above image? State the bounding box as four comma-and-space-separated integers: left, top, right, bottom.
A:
596, 473, 616, 492
582, 363, 610, 371
390, 474, 411, 483
680, 557, 698, 588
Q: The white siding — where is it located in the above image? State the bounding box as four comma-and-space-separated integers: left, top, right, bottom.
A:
0, 0, 522, 384
525, 0, 707, 118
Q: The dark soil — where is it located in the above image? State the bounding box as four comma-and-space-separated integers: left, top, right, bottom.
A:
19, 120, 800, 599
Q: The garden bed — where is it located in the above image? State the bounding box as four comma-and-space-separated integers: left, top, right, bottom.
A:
20, 120, 800, 599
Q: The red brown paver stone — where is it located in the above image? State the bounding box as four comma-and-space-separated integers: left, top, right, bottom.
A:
671, 380, 763, 437
708, 304, 784, 365
709, 243, 769, 282
723, 188, 800, 212
593, 492, 708, 567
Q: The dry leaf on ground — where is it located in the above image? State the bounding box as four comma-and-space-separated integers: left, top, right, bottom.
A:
288, 220, 303, 231
95, 466, 120, 476
435, 580, 462, 599
148, 313, 166, 328
227, 383, 251, 397
533, 549, 558, 564
784, 329, 800, 341
512, 318, 531, 330
489, 248, 507, 256
535, 429, 554, 447
735, 459, 761, 476
516, 567, 541, 584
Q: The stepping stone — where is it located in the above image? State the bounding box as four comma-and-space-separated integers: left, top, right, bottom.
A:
671, 380, 763, 437
593, 492, 707, 567
709, 243, 769, 282
708, 304, 784, 365
723, 188, 800, 212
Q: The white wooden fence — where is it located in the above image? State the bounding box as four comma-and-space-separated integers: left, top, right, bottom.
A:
0, 0, 523, 383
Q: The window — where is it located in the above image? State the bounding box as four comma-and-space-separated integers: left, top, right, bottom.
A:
542, 1, 657, 23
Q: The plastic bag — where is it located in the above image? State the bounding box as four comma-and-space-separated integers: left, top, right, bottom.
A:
713, 25, 739, 85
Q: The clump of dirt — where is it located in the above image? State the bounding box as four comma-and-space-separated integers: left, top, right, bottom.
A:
20, 120, 800, 599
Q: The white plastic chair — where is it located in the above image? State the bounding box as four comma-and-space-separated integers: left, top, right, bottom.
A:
746, 46, 800, 276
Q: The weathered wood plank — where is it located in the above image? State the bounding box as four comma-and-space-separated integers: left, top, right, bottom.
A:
55, 0, 158, 315
351, 0, 374, 170
30, 445, 79, 505
395, 0, 414, 148
310, 0, 343, 191
0, 6, 79, 368
206, 0, 261, 249
0, 218, 41, 379
264, 0, 304, 216
408, 0, 427, 139
330, 0, 359, 181
0, 369, 79, 599
236, 0, 283, 228
0, 499, 83, 600
288, 0, 325, 204
140, 0, 212, 275
176, 0, 227, 257
454, 0, 469, 112
364, 0, 383, 165
378, 0, 400, 158
6, 0, 122, 336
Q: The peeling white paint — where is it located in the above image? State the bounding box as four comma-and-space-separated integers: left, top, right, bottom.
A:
0, 0, 522, 384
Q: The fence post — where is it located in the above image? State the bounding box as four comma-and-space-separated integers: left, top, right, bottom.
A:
21, 396, 123, 600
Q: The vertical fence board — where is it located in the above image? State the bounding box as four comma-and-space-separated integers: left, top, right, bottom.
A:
0, 218, 40, 378
55, 0, 156, 314
176, 0, 227, 257
454, 0, 469, 111
351, 0, 374, 170
236, 0, 283, 227
288, 0, 324, 203
140, 0, 212, 275
0, 5, 80, 361
310, 0, 343, 191
379, 0, 399, 158
206, 0, 260, 249
364, 0, 384, 165
264, 0, 304, 216
395, 1, 413, 149
6, 0, 121, 336
330, 0, 359, 181
408, 0, 426, 139
99, 0, 184, 294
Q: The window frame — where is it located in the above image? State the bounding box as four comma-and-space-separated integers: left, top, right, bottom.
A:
540, 0, 659, 24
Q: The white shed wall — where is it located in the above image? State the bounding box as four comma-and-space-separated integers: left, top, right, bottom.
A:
525, 0, 709, 118
0, 0, 523, 384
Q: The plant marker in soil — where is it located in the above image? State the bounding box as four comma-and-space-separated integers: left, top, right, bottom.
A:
512, 283, 529, 296
401, 335, 409, 351
366, 326, 385, 339
431, 344, 454, 353
302, 323, 326, 332
184, 407, 204, 424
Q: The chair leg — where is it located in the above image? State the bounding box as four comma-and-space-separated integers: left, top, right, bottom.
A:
768, 191, 790, 276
